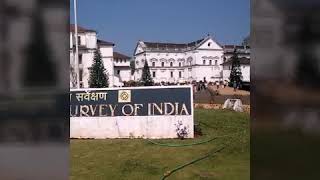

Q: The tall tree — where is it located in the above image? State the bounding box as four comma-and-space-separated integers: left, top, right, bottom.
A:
141, 61, 154, 86
88, 48, 109, 88
130, 59, 135, 75
229, 49, 243, 86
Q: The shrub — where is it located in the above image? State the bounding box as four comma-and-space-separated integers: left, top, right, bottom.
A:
174, 121, 189, 140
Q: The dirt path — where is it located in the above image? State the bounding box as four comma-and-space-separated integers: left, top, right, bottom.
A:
208, 85, 250, 96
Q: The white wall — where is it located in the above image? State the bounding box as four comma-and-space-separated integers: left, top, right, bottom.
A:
70, 116, 193, 139
100, 46, 113, 57
241, 65, 250, 82
100, 46, 114, 87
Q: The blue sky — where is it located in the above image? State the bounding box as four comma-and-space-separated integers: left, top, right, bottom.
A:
70, 0, 250, 56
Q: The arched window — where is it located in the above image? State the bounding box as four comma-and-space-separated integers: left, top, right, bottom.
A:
179, 62, 181, 67
152, 62, 155, 67
203, 60, 206, 65
170, 62, 173, 67
78, 54, 83, 65
215, 60, 217, 65
209, 60, 212, 65
162, 62, 165, 67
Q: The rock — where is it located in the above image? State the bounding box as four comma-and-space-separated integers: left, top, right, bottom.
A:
223, 99, 244, 112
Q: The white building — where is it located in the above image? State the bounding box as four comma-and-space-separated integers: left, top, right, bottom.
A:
133, 35, 225, 83
70, 24, 131, 88
113, 52, 132, 86
222, 45, 250, 83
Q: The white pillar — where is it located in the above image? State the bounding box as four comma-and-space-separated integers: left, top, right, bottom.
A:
74, 0, 80, 88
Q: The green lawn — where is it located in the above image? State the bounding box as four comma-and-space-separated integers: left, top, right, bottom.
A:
71, 109, 250, 180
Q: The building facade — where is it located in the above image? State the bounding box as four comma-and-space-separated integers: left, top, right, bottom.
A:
70, 25, 131, 88
133, 36, 225, 83
113, 52, 132, 86
222, 45, 250, 83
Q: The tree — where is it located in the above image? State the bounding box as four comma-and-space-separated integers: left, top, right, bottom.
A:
88, 48, 109, 88
229, 49, 243, 86
130, 59, 135, 75
141, 60, 154, 86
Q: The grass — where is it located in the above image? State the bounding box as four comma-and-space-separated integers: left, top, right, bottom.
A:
70, 109, 250, 180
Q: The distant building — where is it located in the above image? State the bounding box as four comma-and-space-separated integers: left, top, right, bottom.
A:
133, 35, 225, 83
222, 45, 250, 83
113, 52, 132, 86
70, 24, 131, 88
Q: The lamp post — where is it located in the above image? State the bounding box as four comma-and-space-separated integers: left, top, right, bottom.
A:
74, 0, 80, 88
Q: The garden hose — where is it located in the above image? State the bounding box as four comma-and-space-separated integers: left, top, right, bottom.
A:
147, 137, 217, 147
147, 131, 244, 147
160, 146, 225, 180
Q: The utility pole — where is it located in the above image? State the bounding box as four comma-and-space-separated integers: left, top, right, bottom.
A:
74, 0, 80, 88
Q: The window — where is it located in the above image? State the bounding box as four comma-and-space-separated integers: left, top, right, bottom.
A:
77, 36, 81, 45
208, 42, 211, 47
170, 71, 173, 78
179, 62, 181, 67
215, 60, 217, 65
209, 60, 212, 65
117, 70, 120, 75
153, 71, 156, 78
78, 54, 82, 64
120, 59, 123, 63
203, 60, 206, 65
170, 62, 173, 67
179, 71, 182, 78
162, 62, 164, 67
79, 69, 83, 81
152, 62, 155, 67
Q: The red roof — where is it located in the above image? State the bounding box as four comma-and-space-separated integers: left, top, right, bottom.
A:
113, 52, 130, 60
97, 39, 114, 46
70, 24, 96, 33
143, 38, 204, 50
